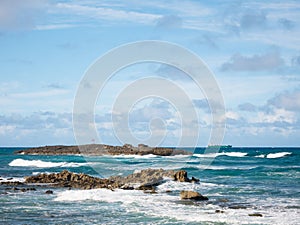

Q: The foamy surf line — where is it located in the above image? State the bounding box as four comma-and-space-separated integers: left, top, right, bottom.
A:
266, 152, 292, 158
193, 152, 247, 158
254, 152, 292, 158
111, 154, 159, 159
9, 159, 90, 168
0, 177, 25, 183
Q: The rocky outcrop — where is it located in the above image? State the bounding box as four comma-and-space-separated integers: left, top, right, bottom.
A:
180, 191, 208, 201
174, 170, 200, 183
25, 170, 115, 189
25, 169, 198, 190
111, 168, 175, 188
15, 144, 192, 156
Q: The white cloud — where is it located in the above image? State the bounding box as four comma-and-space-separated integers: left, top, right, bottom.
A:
156, 15, 182, 29
54, 3, 161, 25
251, 108, 296, 124
35, 24, 77, 30
221, 52, 285, 72
268, 89, 300, 111
0, 124, 16, 135
226, 111, 240, 120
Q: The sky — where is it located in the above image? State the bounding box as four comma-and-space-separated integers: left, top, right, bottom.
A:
0, 0, 300, 147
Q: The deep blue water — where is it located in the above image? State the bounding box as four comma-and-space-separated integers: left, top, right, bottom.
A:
0, 147, 299, 224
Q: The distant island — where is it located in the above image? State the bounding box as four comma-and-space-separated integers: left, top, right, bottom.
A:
207, 145, 232, 150
15, 143, 192, 156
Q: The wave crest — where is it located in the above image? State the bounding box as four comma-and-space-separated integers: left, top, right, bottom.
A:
8, 159, 89, 168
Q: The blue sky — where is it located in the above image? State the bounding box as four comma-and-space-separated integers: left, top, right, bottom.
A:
0, 0, 300, 147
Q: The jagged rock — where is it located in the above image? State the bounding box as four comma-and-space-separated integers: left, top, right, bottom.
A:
24, 169, 200, 191
174, 170, 190, 182
180, 191, 208, 201
45, 190, 53, 194
123, 143, 134, 149
111, 168, 175, 188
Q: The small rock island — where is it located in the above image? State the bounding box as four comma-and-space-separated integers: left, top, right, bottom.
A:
15, 143, 191, 156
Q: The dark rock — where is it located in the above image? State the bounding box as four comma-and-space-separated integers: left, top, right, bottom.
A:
215, 210, 225, 213
165, 190, 172, 193
229, 205, 248, 209
137, 184, 155, 191
191, 177, 200, 183
120, 184, 134, 190
7, 178, 13, 180
174, 170, 190, 182
180, 191, 208, 201
249, 213, 263, 217
45, 190, 53, 194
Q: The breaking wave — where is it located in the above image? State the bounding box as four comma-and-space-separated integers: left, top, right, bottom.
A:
9, 159, 89, 168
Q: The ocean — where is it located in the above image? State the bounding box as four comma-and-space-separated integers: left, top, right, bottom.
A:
0, 147, 299, 225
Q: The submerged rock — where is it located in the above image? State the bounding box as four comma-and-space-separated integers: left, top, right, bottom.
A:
248, 213, 263, 217
180, 191, 208, 201
0, 181, 24, 186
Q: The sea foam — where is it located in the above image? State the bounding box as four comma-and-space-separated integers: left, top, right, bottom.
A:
193, 152, 247, 158
266, 152, 292, 158
53, 188, 270, 224
9, 159, 89, 168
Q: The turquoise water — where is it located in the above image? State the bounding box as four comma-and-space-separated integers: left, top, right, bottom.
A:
0, 147, 299, 224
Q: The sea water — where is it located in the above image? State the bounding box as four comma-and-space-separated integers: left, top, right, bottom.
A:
0, 147, 299, 225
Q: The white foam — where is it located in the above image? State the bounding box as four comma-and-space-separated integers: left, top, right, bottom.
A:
255, 154, 265, 158
266, 152, 292, 159
9, 159, 89, 168
53, 188, 279, 224
166, 154, 192, 158
0, 177, 25, 183
112, 154, 159, 159
193, 152, 247, 158
223, 152, 247, 157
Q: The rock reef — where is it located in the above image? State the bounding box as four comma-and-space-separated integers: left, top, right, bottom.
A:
25, 169, 198, 191
15, 144, 191, 156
